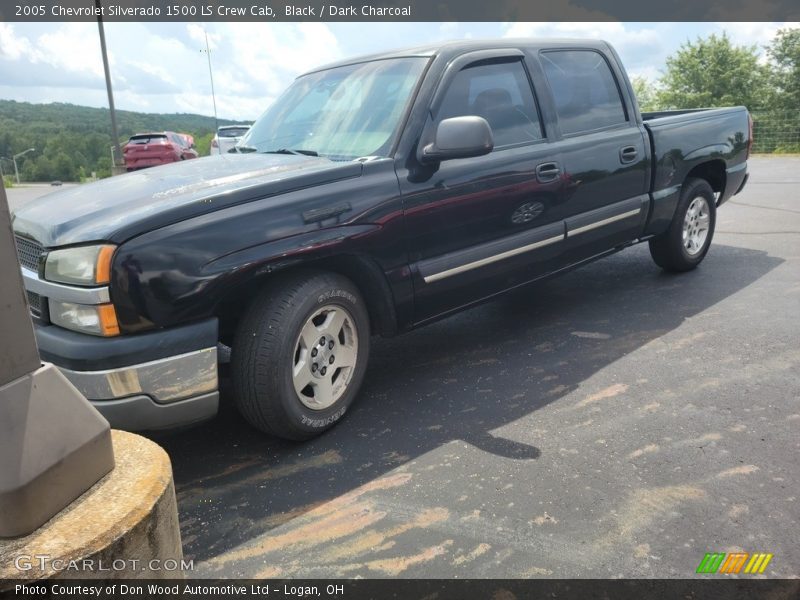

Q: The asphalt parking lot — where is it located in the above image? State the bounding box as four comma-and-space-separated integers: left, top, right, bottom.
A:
7, 157, 800, 578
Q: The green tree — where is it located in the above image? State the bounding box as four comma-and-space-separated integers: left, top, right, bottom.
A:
32, 156, 54, 181
194, 132, 214, 157
766, 27, 800, 111
52, 152, 75, 181
20, 160, 36, 182
0, 99, 248, 181
656, 32, 770, 110
631, 76, 660, 112
95, 155, 112, 179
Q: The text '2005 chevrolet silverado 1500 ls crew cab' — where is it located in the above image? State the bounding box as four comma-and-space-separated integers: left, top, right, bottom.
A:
12, 39, 751, 440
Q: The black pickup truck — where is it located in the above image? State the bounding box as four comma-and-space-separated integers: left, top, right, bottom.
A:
12, 39, 751, 440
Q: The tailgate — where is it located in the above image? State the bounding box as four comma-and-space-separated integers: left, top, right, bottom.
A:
124, 135, 174, 162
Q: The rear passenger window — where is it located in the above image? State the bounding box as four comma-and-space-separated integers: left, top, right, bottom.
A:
541, 50, 627, 135
436, 60, 543, 148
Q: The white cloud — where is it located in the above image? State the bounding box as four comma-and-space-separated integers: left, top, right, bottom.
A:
38, 23, 105, 78
0, 22, 797, 118
0, 23, 34, 60
627, 65, 662, 82
504, 22, 668, 82
175, 22, 343, 118
0, 22, 105, 85
713, 21, 800, 62
0, 22, 342, 120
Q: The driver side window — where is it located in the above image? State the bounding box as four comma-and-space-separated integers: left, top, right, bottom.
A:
436, 60, 544, 149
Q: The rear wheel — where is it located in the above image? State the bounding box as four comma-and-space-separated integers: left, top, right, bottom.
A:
231, 271, 370, 440
649, 177, 716, 272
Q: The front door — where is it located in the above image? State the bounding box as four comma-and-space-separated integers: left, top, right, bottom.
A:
397, 52, 572, 323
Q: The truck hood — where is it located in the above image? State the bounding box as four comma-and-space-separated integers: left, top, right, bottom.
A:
12, 154, 362, 247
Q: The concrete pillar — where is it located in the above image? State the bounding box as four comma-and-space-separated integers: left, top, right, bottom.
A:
0, 172, 183, 580
0, 173, 114, 538
0, 431, 184, 580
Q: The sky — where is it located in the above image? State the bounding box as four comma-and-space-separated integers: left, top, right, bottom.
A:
0, 21, 795, 121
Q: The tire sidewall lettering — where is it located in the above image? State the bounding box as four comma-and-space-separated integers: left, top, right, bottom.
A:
317, 289, 357, 305
300, 406, 347, 428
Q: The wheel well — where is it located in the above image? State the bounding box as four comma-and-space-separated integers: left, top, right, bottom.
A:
214, 255, 398, 345
686, 160, 726, 198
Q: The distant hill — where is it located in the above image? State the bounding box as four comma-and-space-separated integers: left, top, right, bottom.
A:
0, 100, 249, 182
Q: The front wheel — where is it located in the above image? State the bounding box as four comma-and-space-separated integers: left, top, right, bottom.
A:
649, 177, 717, 272
232, 272, 370, 440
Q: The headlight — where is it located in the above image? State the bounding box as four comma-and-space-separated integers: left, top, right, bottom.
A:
49, 300, 120, 337
44, 244, 116, 286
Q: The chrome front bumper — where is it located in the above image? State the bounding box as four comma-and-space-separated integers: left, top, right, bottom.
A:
59, 346, 220, 431
59, 347, 218, 404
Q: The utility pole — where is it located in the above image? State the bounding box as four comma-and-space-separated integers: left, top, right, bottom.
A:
202, 30, 219, 136
96, 0, 122, 167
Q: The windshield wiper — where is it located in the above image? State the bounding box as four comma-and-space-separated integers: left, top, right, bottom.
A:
263, 148, 319, 157
231, 145, 258, 153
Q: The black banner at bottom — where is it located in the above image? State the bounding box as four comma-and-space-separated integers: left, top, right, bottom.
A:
2, 579, 800, 600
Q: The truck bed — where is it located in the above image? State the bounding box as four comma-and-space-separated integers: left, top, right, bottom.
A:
642, 106, 750, 203
641, 106, 748, 127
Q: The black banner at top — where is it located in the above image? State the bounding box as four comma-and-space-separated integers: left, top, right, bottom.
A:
1, 0, 799, 22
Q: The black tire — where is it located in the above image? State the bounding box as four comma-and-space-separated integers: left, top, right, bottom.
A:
649, 177, 717, 272
231, 271, 370, 440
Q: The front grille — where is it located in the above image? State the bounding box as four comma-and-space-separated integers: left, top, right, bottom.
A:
26, 290, 42, 318
14, 235, 43, 271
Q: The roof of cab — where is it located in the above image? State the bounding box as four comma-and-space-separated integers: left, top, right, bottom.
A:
302, 38, 609, 76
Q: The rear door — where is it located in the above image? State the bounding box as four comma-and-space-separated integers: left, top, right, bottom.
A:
537, 48, 650, 262
397, 50, 572, 323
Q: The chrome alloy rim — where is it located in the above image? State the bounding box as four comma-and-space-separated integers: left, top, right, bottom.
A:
292, 305, 358, 410
683, 196, 711, 256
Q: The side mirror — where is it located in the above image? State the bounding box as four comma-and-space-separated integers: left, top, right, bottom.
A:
421, 116, 493, 163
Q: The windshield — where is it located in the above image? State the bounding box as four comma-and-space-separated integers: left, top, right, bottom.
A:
128, 134, 167, 144
239, 57, 428, 160
219, 127, 250, 138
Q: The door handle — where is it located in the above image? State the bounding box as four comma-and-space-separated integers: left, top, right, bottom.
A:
619, 146, 638, 164
536, 162, 561, 183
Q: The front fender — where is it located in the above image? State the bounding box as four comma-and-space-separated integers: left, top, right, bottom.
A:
202, 224, 381, 278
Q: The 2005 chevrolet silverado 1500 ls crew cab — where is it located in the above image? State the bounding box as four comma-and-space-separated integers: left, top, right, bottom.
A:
12, 39, 751, 439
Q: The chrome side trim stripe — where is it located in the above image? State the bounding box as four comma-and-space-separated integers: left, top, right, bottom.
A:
567, 208, 641, 237
423, 233, 564, 283
21, 266, 110, 305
